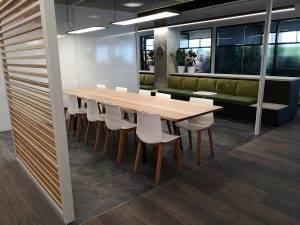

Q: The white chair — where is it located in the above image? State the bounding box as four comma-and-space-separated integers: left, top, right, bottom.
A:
134, 111, 183, 184
66, 95, 87, 140
155, 92, 171, 99
176, 97, 214, 164
104, 104, 137, 164
85, 99, 106, 151
115, 86, 127, 93
97, 84, 106, 89
139, 89, 152, 96
155, 92, 172, 134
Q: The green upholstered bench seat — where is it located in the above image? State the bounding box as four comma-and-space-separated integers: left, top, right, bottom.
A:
140, 85, 155, 90
140, 74, 155, 90
209, 94, 257, 105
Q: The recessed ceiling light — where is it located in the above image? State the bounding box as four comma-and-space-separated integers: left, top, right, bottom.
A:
68, 26, 107, 34
113, 12, 180, 25
123, 2, 144, 7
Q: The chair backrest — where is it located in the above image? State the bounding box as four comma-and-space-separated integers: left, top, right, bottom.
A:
139, 89, 151, 96
86, 99, 100, 121
155, 92, 171, 99
136, 111, 162, 144
97, 84, 106, 89
188, 97, 214, 124
104, 104, 122, 130
115, 86, 127, 93
67, 95, 79, 115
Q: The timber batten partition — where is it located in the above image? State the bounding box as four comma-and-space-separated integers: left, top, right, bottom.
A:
0, 0, 74, 223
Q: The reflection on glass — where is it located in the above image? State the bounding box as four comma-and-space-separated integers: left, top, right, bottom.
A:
189, 39, 200, 48
200, 38, 211, 47
180, 39, 189, 48
278, 31, 297, 43
274, 44, 300, 77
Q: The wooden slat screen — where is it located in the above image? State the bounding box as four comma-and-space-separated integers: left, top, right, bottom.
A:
0, 0, 62, 209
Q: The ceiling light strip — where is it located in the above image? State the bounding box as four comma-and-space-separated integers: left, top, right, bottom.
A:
138, 6, 295, 32
68, 26, 107, 34
113, 12, 180, 25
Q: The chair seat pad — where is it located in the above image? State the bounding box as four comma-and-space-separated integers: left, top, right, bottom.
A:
176, 120, 213, 131
98, 114, 106, 122
78, 108, 87, 114
121, 119, 137, 130
161, 132, 180, 143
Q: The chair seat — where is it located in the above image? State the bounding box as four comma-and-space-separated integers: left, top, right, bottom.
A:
121, 119, 137, 130
78, 108, 87, 114
161, 132, 180, 143
98, 114, 105, 122
176, 120, 213, 131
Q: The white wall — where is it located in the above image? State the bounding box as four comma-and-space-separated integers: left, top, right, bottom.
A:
55, 4, 139, 92
0, 63, 11, 132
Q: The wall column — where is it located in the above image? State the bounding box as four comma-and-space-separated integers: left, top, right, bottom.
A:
154, 26, 180, 88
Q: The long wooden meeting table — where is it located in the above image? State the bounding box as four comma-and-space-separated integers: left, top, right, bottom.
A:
64, 87, 223, 122
64, 87, 223, 163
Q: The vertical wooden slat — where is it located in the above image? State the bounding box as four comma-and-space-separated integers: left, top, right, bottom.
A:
0, 0, 73, 222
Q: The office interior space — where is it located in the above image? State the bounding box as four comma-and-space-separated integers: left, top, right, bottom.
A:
0, 0, 299, 224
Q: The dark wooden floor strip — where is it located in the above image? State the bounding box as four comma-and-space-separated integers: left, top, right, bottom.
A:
0, 141, 64, 225
83, 115, 300, 225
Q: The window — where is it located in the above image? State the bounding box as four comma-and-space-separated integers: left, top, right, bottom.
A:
179, 29, 212, 73
140, 36, 154, 71
216, 22, 276, 75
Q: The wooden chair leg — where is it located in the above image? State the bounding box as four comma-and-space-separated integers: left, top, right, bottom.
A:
76, 115, 81, 140
175, 139, 183, 173
67, 115, 73, 135
208, 128, 214, 156
104, 128, 111, 155
188, 130, 192, 150
94, 121, 101, 151
197, 130, 202, 165
85, 121, 90, 144
117, 130, 125, 164
166, 120, 172, 134
155, 144, 164, 184
134, 140, 142, 173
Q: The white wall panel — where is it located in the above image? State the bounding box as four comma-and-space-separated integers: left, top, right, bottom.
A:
55, 4, 138, 92
0, 63, 11, 131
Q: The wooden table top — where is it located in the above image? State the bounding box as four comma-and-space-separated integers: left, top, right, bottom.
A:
64, 88, 223, 122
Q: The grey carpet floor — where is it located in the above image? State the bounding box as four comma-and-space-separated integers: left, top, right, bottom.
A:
0, 116, 272, 224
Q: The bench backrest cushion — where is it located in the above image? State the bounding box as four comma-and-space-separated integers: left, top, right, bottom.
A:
144, 75, 155, 86
182, 77, 198, 91
168, 76, 183, 89
236, 80, 259, 98
140, 74, 145, 85
197, 78, 217, 92
216, 79, 238, 95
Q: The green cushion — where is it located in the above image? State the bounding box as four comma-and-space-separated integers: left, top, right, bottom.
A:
144, 75, 155, 86
140, 75, 145, 85
216, 79, 238, 95
181, 77, 198, 91
168, 76, 182, 89
197, 78, 217, 92
236, 80, 259, 98
140, 85, 154, 90
209, 94, 257, 105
